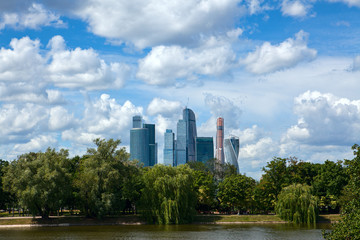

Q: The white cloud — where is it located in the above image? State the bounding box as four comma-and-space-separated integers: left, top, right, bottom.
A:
0, 3, 64, 30
281, 0, 310, 17
49, 106, 75, 130
13, 135, 57, 152
242, 30, 317, 74
47, 36, 130, 90
137, 36, 237, 86
74, 0, 245, 49
246, 0, 272, 15
147, 98, 182, 117
282, 91, 360, 146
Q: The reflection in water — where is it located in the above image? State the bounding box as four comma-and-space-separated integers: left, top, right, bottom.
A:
0, 223, 331, 240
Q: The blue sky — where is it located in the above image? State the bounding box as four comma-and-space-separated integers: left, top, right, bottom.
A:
1, 0, 360, 179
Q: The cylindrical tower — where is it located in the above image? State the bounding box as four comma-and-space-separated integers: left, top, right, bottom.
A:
215, 117, 224, 164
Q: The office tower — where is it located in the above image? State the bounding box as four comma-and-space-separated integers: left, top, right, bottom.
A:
195, 137, 214, 163
130, 128, 149, 166
183, 108, 197, 162
143, 123, 157, 166
130, 116, 157, 167
164, 129, 175, 166
132, 115, 142, 128
175, 108, 197, 165
215, 117, 225, 164
176, 119, 186, 166
224, 136, 240, 173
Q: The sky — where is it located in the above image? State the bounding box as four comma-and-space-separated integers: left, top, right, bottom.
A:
1, 0, 360, 179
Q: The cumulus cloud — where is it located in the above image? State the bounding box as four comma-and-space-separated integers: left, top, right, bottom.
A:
137, 36, 237, 86
282, 91, 360, 146
242, 30, 317, 74
246, 0, 272, 15
49, 106, 75, 130
13, 135, 57, 152
62, 94, 143, 145
74, 0, 245, 48
281, 0, 311, 17
0, 3, 64, 30
147, 98, 182, 117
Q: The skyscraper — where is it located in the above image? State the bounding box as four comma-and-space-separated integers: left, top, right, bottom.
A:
163, 129, 175, 166
224, 136, 240, 173
130, 116, 157, 167
215, 117, 225, 164
143, 123, 157, 166
175, 108, 197, 165
195, 137, 214, 163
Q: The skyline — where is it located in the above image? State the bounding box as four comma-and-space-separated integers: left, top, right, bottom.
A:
1, 1, 360, 179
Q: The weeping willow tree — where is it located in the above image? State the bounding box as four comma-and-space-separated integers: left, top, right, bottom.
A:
140, 164, 196, 224
275, 184, 318, 225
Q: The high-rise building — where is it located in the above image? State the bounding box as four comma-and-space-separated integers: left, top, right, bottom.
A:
224, 136, 240, 173
215, 117, 225, 164
176, 119, 186, 166
130, 116, 157, 167
132, 115, 142, 128
143, 123, 157, 166
175, 108, 197, 166
195, 137, 214, 163
130, 128, 149, 166
164, 129, 175, 166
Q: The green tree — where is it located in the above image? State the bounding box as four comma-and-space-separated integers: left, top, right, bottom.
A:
140, 164, 196, 224
3, 149, 72, 218
75, 138, 129, 218
324, 144, 360, 239
275, 183, 318, 225
217, 174, 256, 213
0, 160, 11, 210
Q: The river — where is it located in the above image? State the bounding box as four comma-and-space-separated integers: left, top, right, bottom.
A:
0, 223, 331, 239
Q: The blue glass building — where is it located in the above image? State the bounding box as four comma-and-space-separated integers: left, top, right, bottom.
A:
163, 129, 175, 166
176, 119, 186, 166
183, 108, 197, 162
143, 123, 157, 166
224, 136, 240, 173
132, 115, 142, 128
195, 137, 214, 163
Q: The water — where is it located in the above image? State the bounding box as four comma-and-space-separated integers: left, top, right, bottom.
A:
0, 223, 331, 240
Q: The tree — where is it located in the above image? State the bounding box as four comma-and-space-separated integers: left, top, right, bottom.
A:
3, 149, 72, 218
140, 164, 196, 224
75, 138, 129, 218
217, 174, 256, 213
275, 184, 318, 225
0, 160, 11, 210
323, 144, 360, 239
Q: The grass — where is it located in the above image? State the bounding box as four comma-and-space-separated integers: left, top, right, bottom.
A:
0, 214, 341, 226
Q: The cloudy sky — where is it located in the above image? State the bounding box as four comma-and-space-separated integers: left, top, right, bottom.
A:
1, 0, 360, 179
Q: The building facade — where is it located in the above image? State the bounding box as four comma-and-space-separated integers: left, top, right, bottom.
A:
176, 119, 186, 166
163, 129, 175, 166
195, 137, 214, 163
224, 136, 240, 173
215, 117, 225, 164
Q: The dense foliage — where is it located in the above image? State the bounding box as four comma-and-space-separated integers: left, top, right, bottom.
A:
275, 184, 318, 225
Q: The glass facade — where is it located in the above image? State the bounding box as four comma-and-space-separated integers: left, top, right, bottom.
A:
132, 115, 142, 128
130, 128, 149, 166
163, 129, 175, 166
143, 123, 157, 166
224, 136, 240, 173
176, 119, 186, 166
195, 137, 214, 163
215, 117, 225, 164
183, 108, 197, 162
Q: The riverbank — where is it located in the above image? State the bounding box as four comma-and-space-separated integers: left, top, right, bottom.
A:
0, 214, 341, 228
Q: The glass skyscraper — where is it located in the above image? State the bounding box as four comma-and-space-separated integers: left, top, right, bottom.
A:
163, 129, 175, 166
175, 108, 197, 166
224, 136, 240, 173
130, 116, 157, 167
195, 137, 214, 163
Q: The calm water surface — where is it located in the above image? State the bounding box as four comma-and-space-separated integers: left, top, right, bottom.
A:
0, 223, 331, 240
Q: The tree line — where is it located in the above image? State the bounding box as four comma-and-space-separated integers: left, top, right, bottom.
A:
0, 139, 359, 232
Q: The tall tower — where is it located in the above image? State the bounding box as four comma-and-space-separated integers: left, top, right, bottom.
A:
132, 115, 142, 128
215, 117, 225, 164
175, 108, 197, 165
195, 137, 214, 163
224, 136, 240, 173
143, 123, 157, 166
164, 129, 175, 166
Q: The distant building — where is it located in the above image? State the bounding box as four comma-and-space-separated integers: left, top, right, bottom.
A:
224, 136, 240, 173
164, 129, 175, 166
130, 116, 157, 167
195, 137, 214, 163
175, 108, 197, 166
215, 117, 225, 164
